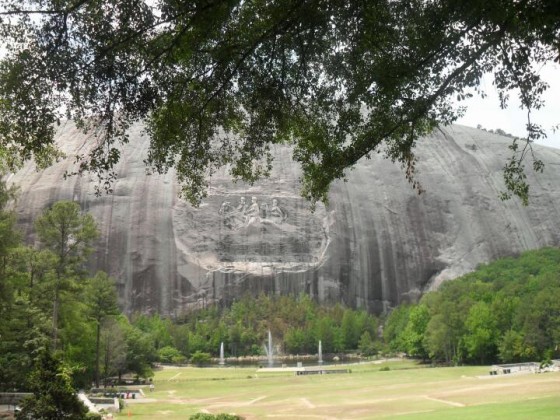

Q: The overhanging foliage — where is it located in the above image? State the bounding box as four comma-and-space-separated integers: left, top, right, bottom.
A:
0, 0, 558, 204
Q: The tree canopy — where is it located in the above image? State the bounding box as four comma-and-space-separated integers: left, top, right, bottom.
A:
0, 0, 558, 204
385, 247, 560, 364
0, 194, 154, 391
16, 350, 88, 420
35, 200, 99, 349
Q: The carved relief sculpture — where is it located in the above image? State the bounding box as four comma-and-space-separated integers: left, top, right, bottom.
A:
220, 196, 290, 230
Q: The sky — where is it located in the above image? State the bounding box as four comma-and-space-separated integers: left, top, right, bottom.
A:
456, 63, 560, 149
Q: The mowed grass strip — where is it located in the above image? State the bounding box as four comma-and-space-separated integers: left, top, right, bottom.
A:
116, 361, 560, 419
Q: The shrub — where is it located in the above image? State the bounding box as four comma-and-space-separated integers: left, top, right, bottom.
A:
190, 414, 243, 420
158, 346, 186, 364
190, 351, 211, 366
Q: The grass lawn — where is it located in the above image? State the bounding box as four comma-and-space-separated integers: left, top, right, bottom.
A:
115, 360, 560, 419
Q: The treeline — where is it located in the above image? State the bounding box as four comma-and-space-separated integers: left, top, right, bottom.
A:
385, 248, 560, 364
135, 294, 381, 364
134, 246, 560, 367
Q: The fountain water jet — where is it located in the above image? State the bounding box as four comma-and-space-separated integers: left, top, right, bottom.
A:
219, 342, 225, 366
263, 330, 273, 367
318, 340, 323, 365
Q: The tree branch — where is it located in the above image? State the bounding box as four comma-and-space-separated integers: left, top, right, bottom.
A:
341, 26, 507, 168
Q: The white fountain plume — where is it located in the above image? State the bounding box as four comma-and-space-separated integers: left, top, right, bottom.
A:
219, 342, 225, 366
266, 330, 273, 367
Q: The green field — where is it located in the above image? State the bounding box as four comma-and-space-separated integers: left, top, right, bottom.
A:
116, 360, 560, 419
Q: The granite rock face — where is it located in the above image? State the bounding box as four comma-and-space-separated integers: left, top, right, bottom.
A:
9, 122, 560, 314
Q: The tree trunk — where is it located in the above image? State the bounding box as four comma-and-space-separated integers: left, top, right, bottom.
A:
103, 338, 110, 387
52, 282, 60, 350
95, 320, 101, 388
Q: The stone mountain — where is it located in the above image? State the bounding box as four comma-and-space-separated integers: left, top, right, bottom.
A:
9, 122, 560, 314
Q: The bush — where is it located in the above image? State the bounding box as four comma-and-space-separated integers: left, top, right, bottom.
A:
158, 346, 186, 364
190, 414, 243, 420
190, 351, 211, 367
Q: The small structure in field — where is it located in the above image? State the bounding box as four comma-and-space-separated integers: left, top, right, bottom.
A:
489, 360, 560, 376
490, 362, 540, 376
